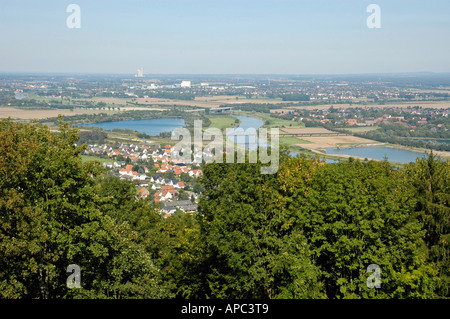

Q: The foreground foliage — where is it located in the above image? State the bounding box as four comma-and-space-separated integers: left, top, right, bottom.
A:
0, 119, 171, 298
0, 119, 448, 298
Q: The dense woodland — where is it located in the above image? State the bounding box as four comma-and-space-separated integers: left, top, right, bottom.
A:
0, 118, 448, 299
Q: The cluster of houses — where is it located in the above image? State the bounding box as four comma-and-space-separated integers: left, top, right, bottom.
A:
270, 106, 449, 128
83, 142, 203, 217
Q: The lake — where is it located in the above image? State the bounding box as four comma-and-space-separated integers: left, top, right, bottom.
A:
324, 146, 426, 163
82, 118, 185, 136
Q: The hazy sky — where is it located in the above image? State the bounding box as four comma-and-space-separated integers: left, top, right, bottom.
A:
0, 0, 449, 74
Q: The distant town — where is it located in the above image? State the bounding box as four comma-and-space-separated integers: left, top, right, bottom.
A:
1, 72, 449, 216
2, 72, 450, 105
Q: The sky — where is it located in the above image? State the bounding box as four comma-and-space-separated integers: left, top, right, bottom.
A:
0, 0, 449, 75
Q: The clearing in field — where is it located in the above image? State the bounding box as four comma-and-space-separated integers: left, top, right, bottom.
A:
274, 126, 381, 152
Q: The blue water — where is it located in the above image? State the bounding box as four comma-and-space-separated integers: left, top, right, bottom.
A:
230, 116, 338, 164
82, 118, 185, 136
227, 116, 426, 164
81, 116, 428, 164
227, 115, 267, 149
324, 146, 426, 163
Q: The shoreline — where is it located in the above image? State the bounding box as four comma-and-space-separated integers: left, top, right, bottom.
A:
325, 142, 450, 160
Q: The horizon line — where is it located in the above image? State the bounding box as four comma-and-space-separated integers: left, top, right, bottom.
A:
1, 71, 450, 77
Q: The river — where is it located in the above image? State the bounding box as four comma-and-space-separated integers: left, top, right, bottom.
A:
226, 115, 266, 150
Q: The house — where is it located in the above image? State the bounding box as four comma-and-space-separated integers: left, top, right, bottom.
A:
103, 162, 113, 169
151, 183, 162, 190
134, 173, 147, 181
157, 165, 169, 173
153, 156, 170, 163
114, 161, 125, 168
139, 180, 149, 187
154, 188, 178, 202
160, 206, 177, 215
151, 144, 161, 153
127, 154, 138, 161
109, 150, 121, 157
151, 175, 163, 183
137, 187, 150, 198
189, 169, 203, 177
177, 181, 185, 188
139, 153, 148, 160
160, 200, 198, 214
174, 167, 182, 176
119, 164, 134, 176
161, 185, 176, 191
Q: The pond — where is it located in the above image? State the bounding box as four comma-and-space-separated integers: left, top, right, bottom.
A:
81, 118, 185, 136
324, 146, 426, 163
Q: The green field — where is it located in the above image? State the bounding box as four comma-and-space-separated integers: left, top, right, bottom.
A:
237, 111, 305, 129
81, 155, 111, 163
206, 115, 239, 131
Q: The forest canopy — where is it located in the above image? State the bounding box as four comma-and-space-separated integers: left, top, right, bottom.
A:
0, 118, 448, 299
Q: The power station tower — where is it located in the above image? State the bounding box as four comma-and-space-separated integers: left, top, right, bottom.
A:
135, 68, 144, 78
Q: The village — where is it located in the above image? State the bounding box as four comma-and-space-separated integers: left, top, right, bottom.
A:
270, 105, 449, 127
82, 142, 203, 218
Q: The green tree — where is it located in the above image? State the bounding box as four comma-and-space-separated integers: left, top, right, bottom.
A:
0, 118, 171, 298
197, 154, 325, 299
292, 160, 439, 298
405, 152, 450, 297
147, 213, 203, 298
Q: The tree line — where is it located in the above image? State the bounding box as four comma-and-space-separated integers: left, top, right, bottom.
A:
355, 123, 450, 152
0, 118, 448, 298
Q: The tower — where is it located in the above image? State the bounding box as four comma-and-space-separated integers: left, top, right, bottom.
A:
136, 68, 144, 78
